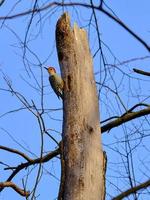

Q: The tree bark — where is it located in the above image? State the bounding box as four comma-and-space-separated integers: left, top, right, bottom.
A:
56, 13, 104, 200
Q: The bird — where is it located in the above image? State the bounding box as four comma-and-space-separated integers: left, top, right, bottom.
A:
44, 66, 64, 99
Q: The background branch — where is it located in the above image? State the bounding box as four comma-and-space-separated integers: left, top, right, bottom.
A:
0, 147, 60, 193
133, 68, 150, 76
0, 145, 32, 162
101, 106, 150, 133
0, 2, 149, 51
113, 179, 150, 200
0, 181, 30, 197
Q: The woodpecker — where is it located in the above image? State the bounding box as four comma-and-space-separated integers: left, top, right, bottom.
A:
44, 66, 64, 99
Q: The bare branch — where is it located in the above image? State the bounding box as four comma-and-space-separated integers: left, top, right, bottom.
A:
100, 7, 150, 52
0, 2, 149, 51
101, 105, 150, 133
113, 179, 150, 200
0, 148, 60, 193
0, 181, 30, 197
0, 145, 32, 162
133, 68, 150, 77
0, 0, 5, 7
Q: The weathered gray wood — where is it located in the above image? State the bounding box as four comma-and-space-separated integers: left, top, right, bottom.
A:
56, 13, 104, 200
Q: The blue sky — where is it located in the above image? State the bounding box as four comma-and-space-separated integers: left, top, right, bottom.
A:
0, 1, 150, 199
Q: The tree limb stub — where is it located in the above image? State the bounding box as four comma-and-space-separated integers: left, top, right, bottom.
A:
56, 13, 104, 200
133, 68, 150, 76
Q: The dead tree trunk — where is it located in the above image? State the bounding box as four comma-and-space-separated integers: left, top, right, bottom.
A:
56, 13, 105, 200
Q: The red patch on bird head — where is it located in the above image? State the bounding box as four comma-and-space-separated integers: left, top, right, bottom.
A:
47, 67, 56, 74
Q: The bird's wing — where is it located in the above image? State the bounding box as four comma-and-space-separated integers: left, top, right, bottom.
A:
49, 75, 63, 99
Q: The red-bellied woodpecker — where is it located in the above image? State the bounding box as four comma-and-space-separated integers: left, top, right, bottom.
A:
44, 66, 64, 99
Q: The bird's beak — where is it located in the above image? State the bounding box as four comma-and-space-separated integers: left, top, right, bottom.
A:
44, 67, 48, 70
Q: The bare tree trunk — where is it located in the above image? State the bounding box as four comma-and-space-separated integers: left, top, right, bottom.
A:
56, 13, 105, 200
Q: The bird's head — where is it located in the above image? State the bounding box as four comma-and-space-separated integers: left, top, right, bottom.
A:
44, 66, 56, 75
